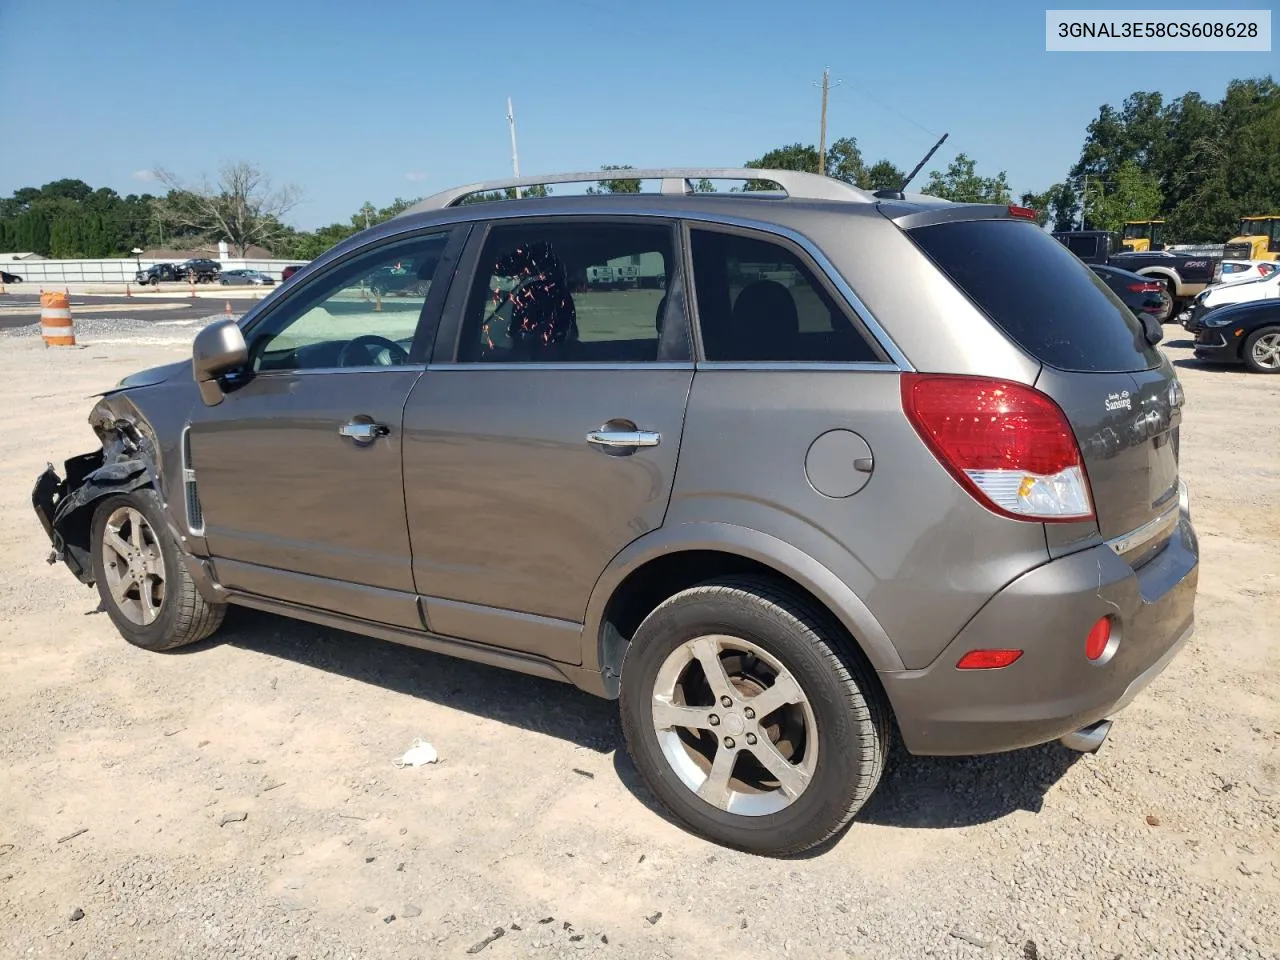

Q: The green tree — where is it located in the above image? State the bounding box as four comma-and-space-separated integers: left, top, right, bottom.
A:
587, 164, 642, 194
921, 154, 1012, 203
1084, 161, 1163, 232
743, 137, 866, 187
1017, 190, 1053, 228
860, 160, 907, 192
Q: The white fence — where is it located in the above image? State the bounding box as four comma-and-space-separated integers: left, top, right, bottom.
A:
0, 258, 304, 284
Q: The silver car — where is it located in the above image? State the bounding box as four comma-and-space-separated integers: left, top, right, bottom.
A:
33, 168, 1198, 855
219, 269, 275, 286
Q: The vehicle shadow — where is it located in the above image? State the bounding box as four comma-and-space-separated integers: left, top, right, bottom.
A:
854, 736, 1081, 829
1162, 337, 1195, 348
215, 607, 621, 754
214, 607, 1078, 851
1172, 357, 1240, 372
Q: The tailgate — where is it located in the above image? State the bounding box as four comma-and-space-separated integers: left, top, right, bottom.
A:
1037, 363, 1182, 553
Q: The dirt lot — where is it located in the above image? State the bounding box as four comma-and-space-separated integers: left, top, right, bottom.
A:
0, 324, 1277, 960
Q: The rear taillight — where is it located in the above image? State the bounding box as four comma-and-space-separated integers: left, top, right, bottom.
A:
901, 374, 1095, 522
1007, 204, 1037, 220
1128, 282, 1163, 293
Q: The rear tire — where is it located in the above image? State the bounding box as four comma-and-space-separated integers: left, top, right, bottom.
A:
1243, 325, 1280, 374
89, 489, 226, 651
619, 575, 889, 856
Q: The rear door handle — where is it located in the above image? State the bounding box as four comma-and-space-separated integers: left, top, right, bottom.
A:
586, 428, 661, 449
339, 420, 391, 444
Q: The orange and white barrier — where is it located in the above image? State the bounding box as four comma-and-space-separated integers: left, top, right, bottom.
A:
40, 291, 76, 346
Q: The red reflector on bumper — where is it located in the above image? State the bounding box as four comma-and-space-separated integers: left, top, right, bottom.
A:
956, 649, 1023, 670
1086, 617, 1112, 661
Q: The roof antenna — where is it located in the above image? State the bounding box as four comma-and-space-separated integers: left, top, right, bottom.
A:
874, 132, 949, 200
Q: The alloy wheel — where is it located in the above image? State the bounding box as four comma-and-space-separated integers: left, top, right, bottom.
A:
1251, 332, 1280, 370
100, 506, 166, 625
650, 634, 818, 816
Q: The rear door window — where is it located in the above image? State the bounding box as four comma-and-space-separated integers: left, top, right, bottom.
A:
910, 219, 1161, 373
688, 228, 881, 362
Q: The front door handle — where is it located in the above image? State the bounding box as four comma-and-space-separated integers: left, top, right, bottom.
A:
586, 428, 662, 449
339, 420, 391, 444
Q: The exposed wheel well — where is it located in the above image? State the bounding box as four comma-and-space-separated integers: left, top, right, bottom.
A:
597, 550, 886, 705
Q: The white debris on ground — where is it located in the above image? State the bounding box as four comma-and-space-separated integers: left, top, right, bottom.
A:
395, 740, 440, 768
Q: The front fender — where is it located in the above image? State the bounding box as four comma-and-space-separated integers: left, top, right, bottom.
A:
581, 521, 905, 691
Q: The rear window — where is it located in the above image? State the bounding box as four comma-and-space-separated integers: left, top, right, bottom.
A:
909, 219, 1161, 373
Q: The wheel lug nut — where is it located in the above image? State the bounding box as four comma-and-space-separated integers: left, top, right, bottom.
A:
744, 707, 755, 720
724, 737, 735, 749
720, 695, 732, 708
746, 733, 757, 745
708, 714, 720, 726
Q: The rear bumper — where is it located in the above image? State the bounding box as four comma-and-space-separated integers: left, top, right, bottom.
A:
880, 511, 1198, 756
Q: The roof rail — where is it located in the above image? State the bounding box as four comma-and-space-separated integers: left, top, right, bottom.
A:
399, 168, 876, 216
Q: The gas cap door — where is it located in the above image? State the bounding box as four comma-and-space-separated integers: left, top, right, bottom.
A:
805, 429, 874, 498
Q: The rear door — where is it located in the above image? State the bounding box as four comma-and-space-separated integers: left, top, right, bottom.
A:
401, 217, 693, 662
909, 218, 1181, 554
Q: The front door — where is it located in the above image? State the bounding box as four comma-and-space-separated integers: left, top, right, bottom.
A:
188, 228, 462, 627
402, 217, 693, 662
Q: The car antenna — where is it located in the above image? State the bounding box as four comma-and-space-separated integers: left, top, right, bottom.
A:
874, 132, 949, 200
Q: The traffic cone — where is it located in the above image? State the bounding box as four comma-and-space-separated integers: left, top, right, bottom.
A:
125, 283, 132, 298
224, 301, 233, 316
375, 290, 382, 312
189, 279, 196, 299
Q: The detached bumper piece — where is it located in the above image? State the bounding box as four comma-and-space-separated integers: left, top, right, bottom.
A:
31, 463, 90, 578
32, 449, 151, 586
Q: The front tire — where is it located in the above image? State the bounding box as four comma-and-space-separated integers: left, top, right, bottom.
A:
1243, 326, 1280, 374
619, 576, 889, 856
90, 490, 226, 651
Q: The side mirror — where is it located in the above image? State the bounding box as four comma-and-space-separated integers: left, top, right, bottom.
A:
192, 318, 248, 406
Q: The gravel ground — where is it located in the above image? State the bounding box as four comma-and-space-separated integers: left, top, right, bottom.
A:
0, 321, 1277, 960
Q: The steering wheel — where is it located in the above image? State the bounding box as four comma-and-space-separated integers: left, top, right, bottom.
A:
337, 335, 410, 367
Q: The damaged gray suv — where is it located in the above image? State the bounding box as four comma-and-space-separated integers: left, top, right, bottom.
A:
33, 168, 1198, 855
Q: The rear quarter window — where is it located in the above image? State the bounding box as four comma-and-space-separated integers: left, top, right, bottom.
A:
910, 219, 1162, 373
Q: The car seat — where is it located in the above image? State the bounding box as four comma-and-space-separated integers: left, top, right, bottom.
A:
729, 279, 799, 360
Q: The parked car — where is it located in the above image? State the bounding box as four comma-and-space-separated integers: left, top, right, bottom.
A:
281, 264, 305, 281
0, 270, 22, 283
1182, 267, 1280, 333
135, 262, 183, 285
177, 258, 222, 283
1053, 230, 1218, 303
1191, 298, 1280, 373
31, 168, 1198, 856
1214, 259, 1278, 285
1088, 263, 1170, 342
219, 269, 275, 286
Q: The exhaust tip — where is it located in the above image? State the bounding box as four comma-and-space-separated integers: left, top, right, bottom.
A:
1059, 719, 1112, 754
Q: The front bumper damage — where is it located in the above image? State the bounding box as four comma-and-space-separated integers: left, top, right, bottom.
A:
32, 400, 159, 586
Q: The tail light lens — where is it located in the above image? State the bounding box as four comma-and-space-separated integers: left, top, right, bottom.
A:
1007, 204, 1037, 220
1128, 282, 1163, 293
901, 374, 1095, 522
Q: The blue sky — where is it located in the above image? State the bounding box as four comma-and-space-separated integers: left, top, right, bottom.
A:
0, 0, 1273, 229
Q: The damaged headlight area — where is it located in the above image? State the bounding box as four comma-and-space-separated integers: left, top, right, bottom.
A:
31, 397, 162, 586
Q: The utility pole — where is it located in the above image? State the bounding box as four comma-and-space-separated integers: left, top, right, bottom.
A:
507, 97, 522, 198
1079, 174, 1087, 230
814, 68, 840, 176
818, 68, 830, 176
